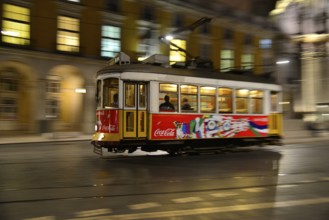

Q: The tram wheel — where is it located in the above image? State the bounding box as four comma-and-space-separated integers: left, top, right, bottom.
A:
114, 148, 126, 153
167, 148, 183, 156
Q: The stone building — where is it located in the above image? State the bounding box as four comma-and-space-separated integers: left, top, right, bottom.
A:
0, 0, 282, 135
271, 0, 329, 118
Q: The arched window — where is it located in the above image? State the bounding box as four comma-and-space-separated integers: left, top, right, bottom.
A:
0, 70, 19, 120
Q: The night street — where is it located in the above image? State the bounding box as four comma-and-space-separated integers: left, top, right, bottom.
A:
0, 141, 328, 220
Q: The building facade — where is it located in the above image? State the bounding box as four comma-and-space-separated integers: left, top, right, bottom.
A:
271, 0, 329, 118
0, 0, 281, 136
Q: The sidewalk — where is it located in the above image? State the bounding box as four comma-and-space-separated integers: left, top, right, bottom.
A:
0, 132, 91, 145
0, 132, 328, 145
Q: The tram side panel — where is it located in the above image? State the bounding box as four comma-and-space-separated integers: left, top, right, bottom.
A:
149, 113, 282, 143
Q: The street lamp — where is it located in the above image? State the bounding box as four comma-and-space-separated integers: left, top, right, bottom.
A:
276, 60, 290, 65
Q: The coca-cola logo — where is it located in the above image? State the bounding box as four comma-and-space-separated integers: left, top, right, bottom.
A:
154, 128, 175, 137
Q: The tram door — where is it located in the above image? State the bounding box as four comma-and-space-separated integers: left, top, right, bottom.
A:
123, 82, 148, 138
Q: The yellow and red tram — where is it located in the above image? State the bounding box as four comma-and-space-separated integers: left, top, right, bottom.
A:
92, 53, 283, 155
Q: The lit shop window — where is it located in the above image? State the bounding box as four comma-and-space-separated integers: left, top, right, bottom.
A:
200, 86, 216, 113
250, 90, 263, 114
236, 89, 249, 114
169, 39, 186, 64
218, 88, 233, 113
221, 50, 234, 71
57, 16, 80, 52
103, 78, 119, 108
1, 4, 30, 45
159, 83, 178, 112
101, 25, 121, 57
180, 85, 198, 113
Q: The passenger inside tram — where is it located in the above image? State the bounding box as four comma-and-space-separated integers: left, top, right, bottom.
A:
111, 93, 118, 107
159, 95, 175, 111
181, 97, 193, 111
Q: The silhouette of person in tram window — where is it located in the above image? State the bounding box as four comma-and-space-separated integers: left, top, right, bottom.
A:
181, 97, 192, 111
159, 95, 175, 111
111, 93, 118, 107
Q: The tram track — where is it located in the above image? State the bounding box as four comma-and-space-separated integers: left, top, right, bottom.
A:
1, 171, 328, 205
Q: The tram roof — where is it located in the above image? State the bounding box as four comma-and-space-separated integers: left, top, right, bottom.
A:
97, 63, 277, 85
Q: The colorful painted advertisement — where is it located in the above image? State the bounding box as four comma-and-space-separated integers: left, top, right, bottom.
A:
96, 110, 119, 133
151, 114, 268, 140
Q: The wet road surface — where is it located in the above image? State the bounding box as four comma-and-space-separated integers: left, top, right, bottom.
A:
0, 141, 328, 219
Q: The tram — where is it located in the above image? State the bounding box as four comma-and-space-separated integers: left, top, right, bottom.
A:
91, 52, 283, 155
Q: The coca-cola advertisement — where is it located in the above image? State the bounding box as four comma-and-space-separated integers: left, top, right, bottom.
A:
96, 109, 119, 133
151, 114, 269, 140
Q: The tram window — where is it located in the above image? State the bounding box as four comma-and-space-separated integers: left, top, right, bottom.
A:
159, 83, 178, 111
218, 88, 233, 113
180, 85, 198, 112
103, 78, 118, 108
250, 90, 263, 114
96, 80, 102, 108
200, 86, 216, 113
236, 89, 249, 113
139, 84, 147, 108
271, 91, 279, 112
125, 83, 136, 107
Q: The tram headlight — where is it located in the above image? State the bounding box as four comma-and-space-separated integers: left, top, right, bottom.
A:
95, 124, 98, 132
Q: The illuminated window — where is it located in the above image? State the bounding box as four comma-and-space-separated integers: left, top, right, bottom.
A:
271, 91, 279, 112
221, 50, 234, 71
241, 54, 254, 70
57, 16, 80, 52
137, 29, 153, 60
125, 83, 135, 108
218, 88, 233, 113
1, 4, 30, 45
250, 90, 263, 114
170, 39, 186, 64
159, 83, 178, 112
236, 89, 249, 114
103, 78, 119, 108
260, 39, 272, 49
139, 83, 147, 108
101, 25, 121, 57
96, 80, 102, 108
200, 86, 216, 113
180, 85, 198, 113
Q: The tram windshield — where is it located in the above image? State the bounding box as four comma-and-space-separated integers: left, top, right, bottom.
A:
103, 78, 119, 108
